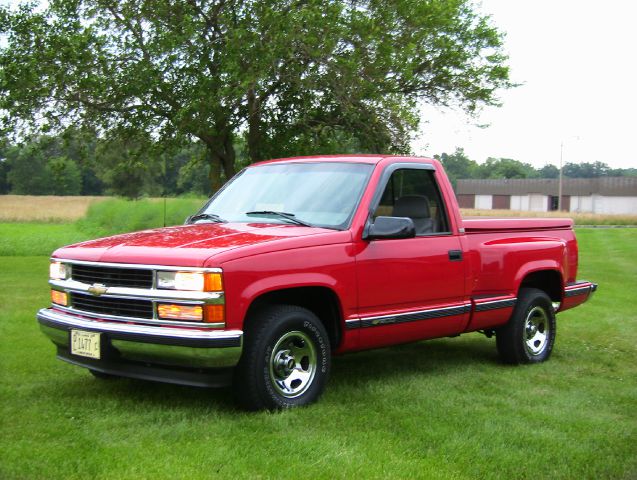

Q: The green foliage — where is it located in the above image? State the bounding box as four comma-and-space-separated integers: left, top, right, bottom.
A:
561, 160, 633, 178
0, 159, 8, 194
45, 156, 83, 195
76, 197, 205, 237
5, 141, 52, 194
435, 150, 636, 182
4, 132, 96, 195
0, 0, 513, 189
0, 230, 635, 479
538, 164, 560, 178
477, 157, 539, 179
435, 147, 479, 188
0, 223, 90, 255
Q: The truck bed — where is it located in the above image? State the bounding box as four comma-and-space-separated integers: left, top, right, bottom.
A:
462, 217, 574, 233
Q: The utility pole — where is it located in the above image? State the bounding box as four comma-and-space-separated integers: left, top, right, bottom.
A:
558, 136, 580, 212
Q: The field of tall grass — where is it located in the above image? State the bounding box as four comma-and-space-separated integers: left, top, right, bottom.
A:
0, 195, 107, 222
76, 197, 206, 236
460, 208, 637, 225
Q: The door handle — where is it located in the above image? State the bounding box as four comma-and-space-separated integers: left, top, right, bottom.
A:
448, 250, 463, 261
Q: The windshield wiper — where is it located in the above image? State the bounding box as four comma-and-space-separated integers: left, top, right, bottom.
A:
245, 210, 314, 227
187, 213, 227, 224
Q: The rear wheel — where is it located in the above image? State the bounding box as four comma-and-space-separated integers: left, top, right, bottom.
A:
496, 288, 556, 364
234, 305, 331, 410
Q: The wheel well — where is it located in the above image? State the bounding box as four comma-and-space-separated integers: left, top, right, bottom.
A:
244, 287, 343, 348
519, 270, 562, 302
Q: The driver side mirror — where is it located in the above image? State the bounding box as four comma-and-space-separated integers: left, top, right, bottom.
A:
364, 216, 416, 240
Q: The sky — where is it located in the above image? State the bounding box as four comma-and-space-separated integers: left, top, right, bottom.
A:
412, 0, 637, 169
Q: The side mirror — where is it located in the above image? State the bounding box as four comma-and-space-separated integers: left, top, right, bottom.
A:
364, 216, 416, 240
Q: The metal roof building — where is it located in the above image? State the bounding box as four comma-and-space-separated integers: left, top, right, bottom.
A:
456, 177, 637, 214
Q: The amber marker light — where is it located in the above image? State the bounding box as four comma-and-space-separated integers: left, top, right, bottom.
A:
51, 290, 68, 306
157, 304, 203, 322
204, 304, 225, 324
204, 272, 223, 292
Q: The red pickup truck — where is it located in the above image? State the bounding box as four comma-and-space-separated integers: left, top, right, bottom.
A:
38, 155, 596, 410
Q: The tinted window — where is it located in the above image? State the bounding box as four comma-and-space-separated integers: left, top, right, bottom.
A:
373, 169, 449, 234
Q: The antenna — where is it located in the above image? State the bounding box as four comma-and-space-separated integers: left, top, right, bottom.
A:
163, 196, 167, 227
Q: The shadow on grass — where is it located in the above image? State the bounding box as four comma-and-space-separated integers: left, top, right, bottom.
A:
40, 335, 499, 413
330, 336, 498, 388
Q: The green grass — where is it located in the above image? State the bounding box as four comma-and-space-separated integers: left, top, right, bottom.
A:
77, 197, 206, 236
0, 230, 635, 479
0, 223, 92, 256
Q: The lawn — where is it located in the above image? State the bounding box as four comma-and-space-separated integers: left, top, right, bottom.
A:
0, 227, 635, 479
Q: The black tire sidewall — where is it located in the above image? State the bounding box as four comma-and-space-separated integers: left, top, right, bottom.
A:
496, 288, 556, 364
249, 306, 330, 409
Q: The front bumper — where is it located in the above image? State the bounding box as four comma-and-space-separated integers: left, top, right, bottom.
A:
37, 308, 243, 387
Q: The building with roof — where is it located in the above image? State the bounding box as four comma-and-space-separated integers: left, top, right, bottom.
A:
456, 177, 637, 214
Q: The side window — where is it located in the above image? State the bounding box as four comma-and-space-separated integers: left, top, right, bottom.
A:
373, 169, 450, 235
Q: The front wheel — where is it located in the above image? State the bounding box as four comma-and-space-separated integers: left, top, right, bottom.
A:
234, 305, 331, 410
496, 288, 556, 364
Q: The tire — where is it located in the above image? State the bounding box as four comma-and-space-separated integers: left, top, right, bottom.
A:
496, 288, 556, 364
89, 369, 118, 380
234, 305, 331, 411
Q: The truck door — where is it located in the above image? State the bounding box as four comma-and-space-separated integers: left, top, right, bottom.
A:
354, 164, 468, 349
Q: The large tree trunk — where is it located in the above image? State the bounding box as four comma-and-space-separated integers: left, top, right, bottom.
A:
201, 132, 236, 194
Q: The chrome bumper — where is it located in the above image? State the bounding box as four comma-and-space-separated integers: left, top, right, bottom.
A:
37, 308, 243, 371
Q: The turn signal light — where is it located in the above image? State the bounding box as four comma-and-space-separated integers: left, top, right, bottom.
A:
204, 304, 225, 324
51, 290, 68, 306
157, 304, 203, 321
204, 273, 223, 292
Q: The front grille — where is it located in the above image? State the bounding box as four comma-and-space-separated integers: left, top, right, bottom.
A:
71, 292, 154, 319
71, 264, 153, 289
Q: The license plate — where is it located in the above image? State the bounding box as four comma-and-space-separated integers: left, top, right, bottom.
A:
70, 330, 101, 359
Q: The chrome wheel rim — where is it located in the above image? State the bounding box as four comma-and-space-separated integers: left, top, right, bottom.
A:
269, 331, 317, 398
524, 306, 550, 356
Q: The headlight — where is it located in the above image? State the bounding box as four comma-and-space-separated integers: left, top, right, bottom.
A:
49, 262, 69, 280
157, 271, 223, 291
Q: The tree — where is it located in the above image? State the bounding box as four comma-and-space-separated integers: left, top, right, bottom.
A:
434, 148, 479, 188
0, 0, 512, 192
5, 137, 55, 194
477, 157, 538, 179
538, 164, 559, 178
563, 161, 611, 178
92, 133, 165, 198
45, 156, 83, 195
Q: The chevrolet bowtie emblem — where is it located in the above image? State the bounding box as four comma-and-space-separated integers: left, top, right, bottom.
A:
88, 284, 108, 296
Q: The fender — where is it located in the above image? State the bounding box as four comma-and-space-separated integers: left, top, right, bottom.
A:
513, 261, 565, 295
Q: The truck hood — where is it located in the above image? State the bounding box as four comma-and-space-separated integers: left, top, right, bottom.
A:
52, 223, 351, 267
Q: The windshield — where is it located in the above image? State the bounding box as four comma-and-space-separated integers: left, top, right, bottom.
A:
197, 162, 374, 229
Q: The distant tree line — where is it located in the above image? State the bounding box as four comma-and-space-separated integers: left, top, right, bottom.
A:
1, 138, 634, 198
0, 129, 218, 197
435, 148, 637, 190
